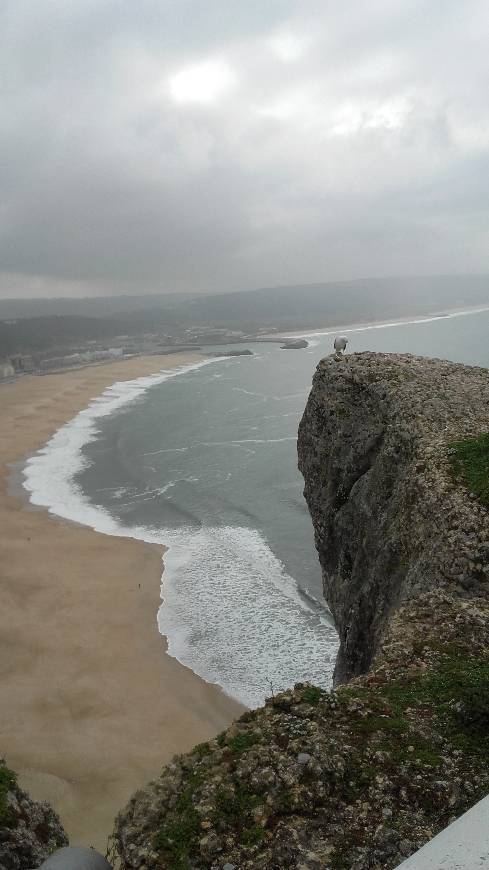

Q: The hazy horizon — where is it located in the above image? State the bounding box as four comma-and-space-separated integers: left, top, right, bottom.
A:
2, 2, 489, 300
2, 270, 489, 304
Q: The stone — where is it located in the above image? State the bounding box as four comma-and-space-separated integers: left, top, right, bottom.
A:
297, 753, 312, 765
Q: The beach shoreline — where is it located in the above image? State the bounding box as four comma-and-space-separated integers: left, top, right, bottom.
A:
262, 302, 489, 342
0, 353, 244, 851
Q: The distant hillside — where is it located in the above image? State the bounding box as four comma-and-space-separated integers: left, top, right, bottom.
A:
0, 292, 194, 321
180, 274, 489, 327
2, 275, 489, 326
1, 275, 488, 355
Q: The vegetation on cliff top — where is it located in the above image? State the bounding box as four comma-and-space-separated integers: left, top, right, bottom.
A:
113, 592, 489, 870
450, 431, 489, 507
119, 659, 489, 868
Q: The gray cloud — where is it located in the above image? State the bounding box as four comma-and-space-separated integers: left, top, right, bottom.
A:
1, 0, 489, 297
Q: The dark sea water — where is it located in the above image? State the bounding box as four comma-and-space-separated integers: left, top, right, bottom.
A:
24, 307, 489, 707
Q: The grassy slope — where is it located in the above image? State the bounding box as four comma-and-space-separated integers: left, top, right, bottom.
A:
451, 432, 489, 507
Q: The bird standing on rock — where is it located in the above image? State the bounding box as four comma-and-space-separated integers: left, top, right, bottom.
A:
334, 335, 348, 355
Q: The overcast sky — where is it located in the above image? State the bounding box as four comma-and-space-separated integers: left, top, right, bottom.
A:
1, 1, 489, 298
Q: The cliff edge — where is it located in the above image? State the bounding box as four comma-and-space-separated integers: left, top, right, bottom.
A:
112, 353, 489, 870
298, 352, 489, 683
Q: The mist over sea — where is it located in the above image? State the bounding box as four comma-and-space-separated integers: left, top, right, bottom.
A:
24, 307, 489, 707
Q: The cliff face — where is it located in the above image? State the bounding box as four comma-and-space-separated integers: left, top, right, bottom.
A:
113, 353, 489, 870
298, 352, 489, 684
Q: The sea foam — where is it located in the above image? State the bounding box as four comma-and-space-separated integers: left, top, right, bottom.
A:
23, 358, 338, 708
158, 525, 335, 708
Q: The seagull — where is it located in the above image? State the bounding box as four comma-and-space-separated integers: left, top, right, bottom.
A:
334, 335, 348, 355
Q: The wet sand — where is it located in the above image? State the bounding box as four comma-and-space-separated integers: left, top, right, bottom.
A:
0, 355, 244, 850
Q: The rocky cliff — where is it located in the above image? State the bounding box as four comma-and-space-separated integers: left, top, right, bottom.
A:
112, 353, 489, 869
298, 352, 489, 684
0, 759, 68, 869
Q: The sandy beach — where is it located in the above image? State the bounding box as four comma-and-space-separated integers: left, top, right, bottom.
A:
0, 354, 244, 851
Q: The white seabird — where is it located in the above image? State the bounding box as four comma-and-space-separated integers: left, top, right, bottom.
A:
334, 335, 348, 354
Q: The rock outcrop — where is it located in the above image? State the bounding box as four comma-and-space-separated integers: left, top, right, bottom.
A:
298, 352, 489, 683
113, 591, 489, 869
112, 353, 489, 870
0, 760, 68, 869
280, 340, 308, 350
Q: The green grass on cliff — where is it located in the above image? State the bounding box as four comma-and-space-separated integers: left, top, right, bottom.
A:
450, 432, 489, 507
0, 762, 17, 828
330, 652, 489, 868
150, 644, 489, 869
341, 648, 489, 759
153, 770, 204, 869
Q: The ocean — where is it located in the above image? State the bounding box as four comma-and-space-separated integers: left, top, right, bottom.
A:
23, 306, 489, 708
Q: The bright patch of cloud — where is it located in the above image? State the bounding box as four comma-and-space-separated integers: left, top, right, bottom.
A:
365, 97, 412, 130
269, 32, 308, 62
331, 97, 412, 136
168, 59, 236, 105
258, 98, 301, 121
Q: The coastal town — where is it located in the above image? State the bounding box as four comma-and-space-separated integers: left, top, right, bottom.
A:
0, 324, 275, 379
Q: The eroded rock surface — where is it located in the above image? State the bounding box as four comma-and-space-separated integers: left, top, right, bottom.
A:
0, 760, 68, 870
113, 593, 489, 869
298, 352, 489, 683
